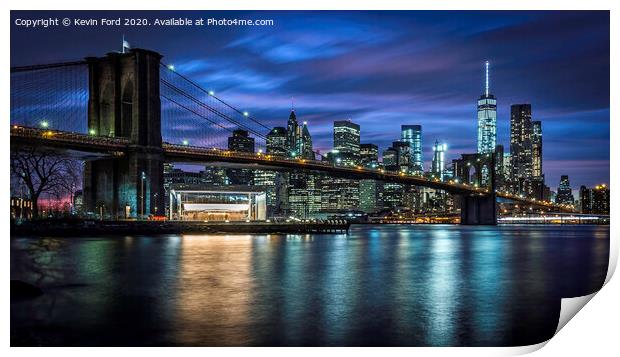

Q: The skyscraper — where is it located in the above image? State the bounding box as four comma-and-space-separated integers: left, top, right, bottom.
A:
227, 130, 254, 185
266, 127, 288, 156
477, 61, 497, 154
228, 129, 255, 153
334, 120, 361, 165
555, 175, 575, 205
286, 110, 300, 157
510, 104, 533, 194
431, 140, 447, 181
322, 120, 361, 212
531, 121, 543, 179
579, 184, 609, 214
359, 143, 380, 213
300, 121, 315, 160
401, 125, 423, 174
360, 144, 379, 168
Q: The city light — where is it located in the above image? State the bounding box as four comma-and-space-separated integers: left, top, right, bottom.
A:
40, 120, 49, 128
167, 64, 175, 71
182, 140, 189, 145
208, 90, 215, 96
89, 129, 96, 135
243, 111, 249, 117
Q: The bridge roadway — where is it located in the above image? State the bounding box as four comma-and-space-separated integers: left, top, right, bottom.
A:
10, 125, 572, 212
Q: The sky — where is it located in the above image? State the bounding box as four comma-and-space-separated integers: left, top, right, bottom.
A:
10, 10, 610, 191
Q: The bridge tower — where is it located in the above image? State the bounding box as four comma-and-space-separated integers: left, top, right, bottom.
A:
454, 152, 498, 225
83, 49, 165, 218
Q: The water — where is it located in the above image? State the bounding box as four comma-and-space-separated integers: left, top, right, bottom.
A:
10, 224, 609, 347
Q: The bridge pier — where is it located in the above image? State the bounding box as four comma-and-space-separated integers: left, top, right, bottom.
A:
459, 193, 497, 225
84, 151, 164, 219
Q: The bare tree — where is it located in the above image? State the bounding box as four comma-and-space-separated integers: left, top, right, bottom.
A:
10, 147, 81, 219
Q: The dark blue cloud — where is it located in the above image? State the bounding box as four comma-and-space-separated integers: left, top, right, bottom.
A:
10, 10, 609, 189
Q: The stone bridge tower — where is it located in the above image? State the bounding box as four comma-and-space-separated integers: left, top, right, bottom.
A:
83, 49, 165, 218
453, 152, 498, 225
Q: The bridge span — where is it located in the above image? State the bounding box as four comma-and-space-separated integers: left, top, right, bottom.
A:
11, 125, 571, 214
10, 48, 574, 224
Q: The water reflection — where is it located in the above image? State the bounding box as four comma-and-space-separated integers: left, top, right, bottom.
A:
11, 225, 609, 347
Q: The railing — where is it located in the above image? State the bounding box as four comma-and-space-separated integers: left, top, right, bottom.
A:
10, 125, 130, 149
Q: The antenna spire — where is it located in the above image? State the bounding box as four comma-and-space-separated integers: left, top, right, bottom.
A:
485, 60, 490, 96
291, 96, 295, 111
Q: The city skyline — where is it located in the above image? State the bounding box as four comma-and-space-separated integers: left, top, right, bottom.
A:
10, 10, 610, 190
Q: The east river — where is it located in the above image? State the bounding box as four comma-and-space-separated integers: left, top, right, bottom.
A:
10, 224, 609, 346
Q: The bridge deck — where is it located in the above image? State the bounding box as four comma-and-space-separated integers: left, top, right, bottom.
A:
10, 125, 572, 211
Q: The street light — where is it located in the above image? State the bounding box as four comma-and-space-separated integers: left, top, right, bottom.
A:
182, 140, 189, 146
89, 129, 96, 135
40, 120, 49, 128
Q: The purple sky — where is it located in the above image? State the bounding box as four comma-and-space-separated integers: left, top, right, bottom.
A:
11, 10, 609, 191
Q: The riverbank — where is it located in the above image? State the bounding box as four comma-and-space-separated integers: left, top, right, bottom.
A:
10, 219, 350, 236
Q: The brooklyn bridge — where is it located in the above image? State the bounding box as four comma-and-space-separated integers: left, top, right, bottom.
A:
10, 48, 572, 225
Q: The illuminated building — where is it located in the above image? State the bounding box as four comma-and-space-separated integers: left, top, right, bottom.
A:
11, 197, 33, 220
382, 147, 398, 171
334, 120, 360, 165
477, 61, 497, 154
286, 110, 300, 157
510, 104, 533, 195
260, 126, 289, 216
393, 141, 411, 173
266, 127, 288, 156
431, 140, 447, 181
227, 129, 255, 185
555, 175, 575, 205
318, 120, 361, 213
359, 143, 380, 213
580, 184, 610, 214
168, 186, 266, 221
401, 125, 423, 174
532, 121, 543, 179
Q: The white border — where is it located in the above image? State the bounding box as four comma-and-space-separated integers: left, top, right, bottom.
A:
2, 1, 617, 356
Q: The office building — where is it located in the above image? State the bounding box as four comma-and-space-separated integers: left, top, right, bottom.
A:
555, 175, 575, 205
431, 140, 447, 181
477, 61, 497, 154
334, 120, 361, 165
510, 104, 533, 194
227, 129, 255, 185
401, 125, 423, 174
580, 184, 610, 214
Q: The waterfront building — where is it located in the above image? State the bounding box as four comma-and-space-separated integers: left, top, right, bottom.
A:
168, 185, 266, 221
580, 184, 610, 214
318, 120, 361, 213
431, 140, 447, 181
477, 61, 497, 154
555, 175, 575, 205
401, 125, 423, 174
283, 111, 321, 218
